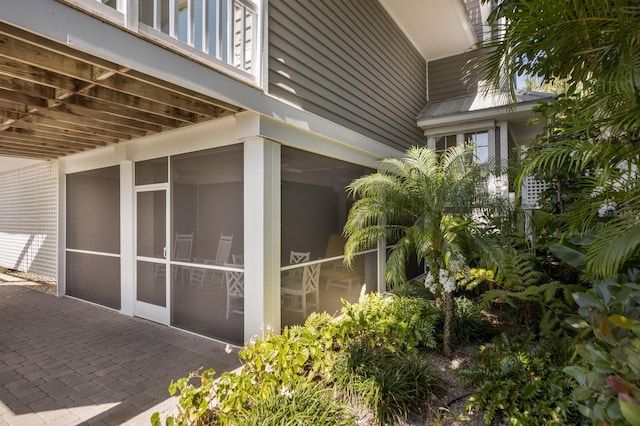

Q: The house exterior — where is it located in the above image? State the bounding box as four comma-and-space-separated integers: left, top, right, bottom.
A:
0, 0, 545, 345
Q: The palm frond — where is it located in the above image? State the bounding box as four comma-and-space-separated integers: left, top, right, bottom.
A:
586, 216, 640, 278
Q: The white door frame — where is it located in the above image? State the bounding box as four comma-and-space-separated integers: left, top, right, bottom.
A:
134, 182, 170, 324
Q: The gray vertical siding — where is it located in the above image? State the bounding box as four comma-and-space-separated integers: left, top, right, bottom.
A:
268, 0, 426, 151
427, 51, 481, 102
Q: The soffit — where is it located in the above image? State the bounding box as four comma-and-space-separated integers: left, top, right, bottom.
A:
379, 0, 476, 61
0, 23, 242, 161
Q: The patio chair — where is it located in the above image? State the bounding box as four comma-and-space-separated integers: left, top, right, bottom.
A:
209, 234, 233, 288
225, 262, 244, 319
287, 250, 310, 279
281, 262, 320, 318
154, 232, 193, 282
174, 232, 194, 283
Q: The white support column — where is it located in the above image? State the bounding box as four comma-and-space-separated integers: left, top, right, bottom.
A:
499, 121, 509, 199
244, 137, 281, 340
57, 161, 66, 297
120, 161, 135, 315
377, 236, 386, 293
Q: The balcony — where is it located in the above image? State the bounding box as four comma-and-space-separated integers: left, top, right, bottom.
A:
61, 0, 260, 84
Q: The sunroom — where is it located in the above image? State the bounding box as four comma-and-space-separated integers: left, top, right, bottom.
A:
0, 0, 391, 346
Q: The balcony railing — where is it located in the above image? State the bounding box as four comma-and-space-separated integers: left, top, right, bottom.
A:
64, 0, 260, 83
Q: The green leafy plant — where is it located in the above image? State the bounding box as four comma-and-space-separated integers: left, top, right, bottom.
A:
456, 333, 581, 425
564, 274, 640, 425
448, 296, 495, 346
151, 369, 218, 426
340, 290, 440, 352
236, 381, 354, 426
152, 293, 445, 425
343, 145, 511, 355
481, 281, 585, 338
335, 341, 442, 425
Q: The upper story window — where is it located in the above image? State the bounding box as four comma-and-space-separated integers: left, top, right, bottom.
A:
433, 131, 490, 163
75, 0, 260, 83
464, 131, 489, 163
435, 134, 457, 155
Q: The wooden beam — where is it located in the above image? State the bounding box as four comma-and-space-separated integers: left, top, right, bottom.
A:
0, 87, 49, 108
35, 108, 148, 137
20, 115, 132, 141
6, 119, 120, 144
0, 74, 57, 99
2, 127, 107, 148
0, 110, 22, 122
0, 35, 97, 88
54, 103, 163, 133
0, 147, 59, 160
0, 98, 30, 115
96, 74, 229, 117
64, 95, 184, 128
0, 58, 78, 91
0, 26, 241, 113
0, 135, 78, 155
80, 86, 199, 123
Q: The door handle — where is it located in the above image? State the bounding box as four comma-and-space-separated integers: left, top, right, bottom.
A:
163, 247, 167, 258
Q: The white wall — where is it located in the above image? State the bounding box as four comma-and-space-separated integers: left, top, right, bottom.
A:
0, 161, 58, 278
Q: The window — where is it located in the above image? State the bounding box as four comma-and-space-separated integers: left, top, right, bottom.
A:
465, 131, 489, 163
435, 134, 457, 155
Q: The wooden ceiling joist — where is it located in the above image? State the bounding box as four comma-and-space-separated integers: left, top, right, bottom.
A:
0, 135, 80, 155
5, 121, 118, 145
3, 127, 107, 148
0, 147, 59, 160
21, 115, 133, 141
0, 22, 243, 160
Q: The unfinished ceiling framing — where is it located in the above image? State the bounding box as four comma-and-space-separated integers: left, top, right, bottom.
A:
0, 22, 242, 160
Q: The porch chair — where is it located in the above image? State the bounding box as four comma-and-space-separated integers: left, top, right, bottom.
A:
174, 232, 194, 283
287, 250, 310, 279
154, 232, 193, 282
225, 260, 244, 320
209, 234, 233, 288
281, 262, 321, 318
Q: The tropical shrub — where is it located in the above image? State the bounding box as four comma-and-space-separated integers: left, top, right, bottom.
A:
334, 341, 442, 426
480, 281, 585, 338
237, 381, 354, 426
456, 333, 582, 425
448, 296, 495, 346
340, 290, 440, 352
152, 292, 444, 425
564, 274, 640, 425
343, 145, 510, 355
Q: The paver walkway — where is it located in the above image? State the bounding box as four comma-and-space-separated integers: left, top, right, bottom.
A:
0, 275, 241, 425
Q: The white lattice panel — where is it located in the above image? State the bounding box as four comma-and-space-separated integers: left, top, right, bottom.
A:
0, 162, 58, 278
521, 176, 548, 209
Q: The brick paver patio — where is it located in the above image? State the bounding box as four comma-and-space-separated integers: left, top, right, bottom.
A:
0, 275, 241, 425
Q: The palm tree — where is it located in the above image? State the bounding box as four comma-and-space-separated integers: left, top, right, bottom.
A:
343, 145, 506, 355
473, 0, 640, 278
